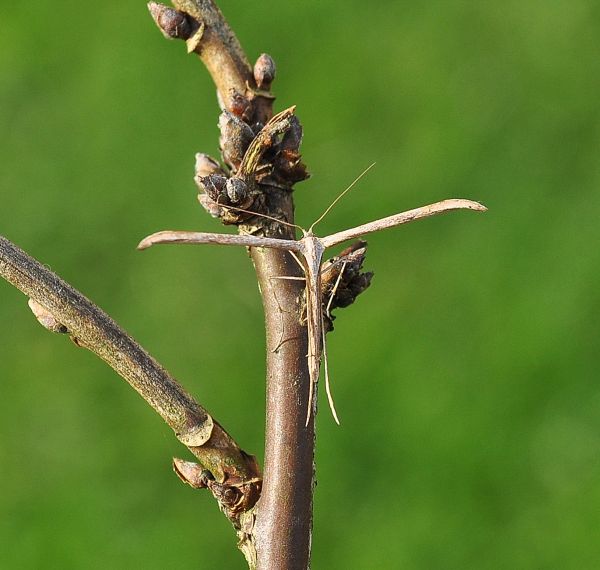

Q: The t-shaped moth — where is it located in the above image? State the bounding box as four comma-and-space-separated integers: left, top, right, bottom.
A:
138, 167, 486, 425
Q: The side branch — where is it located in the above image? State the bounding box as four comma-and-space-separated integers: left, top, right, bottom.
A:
0, 235, 260, 513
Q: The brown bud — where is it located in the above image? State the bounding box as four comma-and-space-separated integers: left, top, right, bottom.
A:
194, 153, 224, 178
198, 193, 222, 218
279, 115, 303, 152
225, 178, 248, 204
172, 458, 261, 516
218, 111, 255, 170
321, 241, 373, 331
28, 299, 68, 334
173, 458, 209, 489
148, 2, 194, 40
274, 115, 309, 183
229, 91, 251, 118
254, 53, 276, 90
196, 174, 228, 201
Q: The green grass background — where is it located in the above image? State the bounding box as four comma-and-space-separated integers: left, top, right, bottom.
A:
2, 1, 600, 568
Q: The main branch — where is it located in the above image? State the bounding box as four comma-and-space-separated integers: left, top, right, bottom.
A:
148, 1, 320, 567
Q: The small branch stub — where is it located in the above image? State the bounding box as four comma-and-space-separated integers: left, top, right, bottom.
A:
176, 415, 214, 447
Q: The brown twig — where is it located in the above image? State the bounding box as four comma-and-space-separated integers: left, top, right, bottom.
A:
148, 0, 274, 124
0, 236, 261, 524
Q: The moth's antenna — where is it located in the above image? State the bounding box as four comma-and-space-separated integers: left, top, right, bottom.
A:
309, 162, 376, 233
215, 200, 304, 232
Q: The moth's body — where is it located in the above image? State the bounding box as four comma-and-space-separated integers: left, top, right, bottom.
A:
296, 233, 327, 421
255, 230, 331, 422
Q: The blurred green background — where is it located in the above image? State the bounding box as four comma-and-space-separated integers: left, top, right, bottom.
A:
2, 1, 600, 568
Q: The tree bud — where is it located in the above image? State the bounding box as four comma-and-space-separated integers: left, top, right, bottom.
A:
218, 111, 255, 170
254, 53, 276, 90
225, 178, 248, 204
196, 174, 227, 201
194, 153, 223, 178
148, 2, 193, 40
28, 299, 68, 334
229, 91, 251, 118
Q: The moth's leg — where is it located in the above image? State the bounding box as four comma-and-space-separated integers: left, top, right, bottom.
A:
305, 366, 314, 427
322, 324, 340, 425
288, 250, 305, 272
317, 262, 346, 425
325, 261, 347, 319
268, 250, 306, 282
